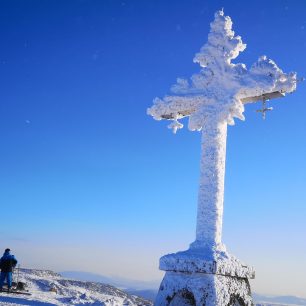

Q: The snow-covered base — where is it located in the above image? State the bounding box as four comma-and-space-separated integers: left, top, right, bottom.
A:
160, 248, 255, 279
155, 271, 253, 306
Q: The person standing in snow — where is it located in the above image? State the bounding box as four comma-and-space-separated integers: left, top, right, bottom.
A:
0, 248, 18, 292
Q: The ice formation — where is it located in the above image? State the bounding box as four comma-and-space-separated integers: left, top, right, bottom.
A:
147, 10, 296, 133
148, 10, 297, 306
148, 9, 297, 254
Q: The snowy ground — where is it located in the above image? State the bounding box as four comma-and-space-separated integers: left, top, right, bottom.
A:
0, 269, 152, 306
0, 269, 304, 305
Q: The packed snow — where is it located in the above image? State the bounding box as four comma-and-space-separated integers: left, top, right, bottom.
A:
0, 269, 152, 306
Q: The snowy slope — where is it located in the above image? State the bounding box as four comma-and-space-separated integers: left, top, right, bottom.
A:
0, 269, 152, 306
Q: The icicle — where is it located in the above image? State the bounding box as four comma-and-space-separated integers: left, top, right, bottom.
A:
168, 119, 183, 134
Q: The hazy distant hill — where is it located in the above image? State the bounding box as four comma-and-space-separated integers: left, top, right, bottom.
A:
60, 270, 160, 289
253, 293, 306, 306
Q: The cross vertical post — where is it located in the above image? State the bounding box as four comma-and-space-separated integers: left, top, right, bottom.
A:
193, 118, 227, 250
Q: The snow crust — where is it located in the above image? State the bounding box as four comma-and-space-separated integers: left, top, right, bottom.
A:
191, 119, 227, 250
159, 248, 255, 279
0, 269, 152, 306
147, 10, 297, 133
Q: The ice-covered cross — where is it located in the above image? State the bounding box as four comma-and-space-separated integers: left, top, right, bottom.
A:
148, 10, 297, 254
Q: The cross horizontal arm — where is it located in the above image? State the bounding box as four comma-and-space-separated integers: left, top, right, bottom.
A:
148, 95, 209, 121
153, 91, 285, 121
240, 90, 285, 104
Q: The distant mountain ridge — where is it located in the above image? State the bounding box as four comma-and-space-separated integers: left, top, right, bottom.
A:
60, 270, 160, 289
253, 293, 306, 306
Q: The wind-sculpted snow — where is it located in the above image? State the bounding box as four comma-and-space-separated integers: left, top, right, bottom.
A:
147, 10, 297, 133
0, 268, 152, 306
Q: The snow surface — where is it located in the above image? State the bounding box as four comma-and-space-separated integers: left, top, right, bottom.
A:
0, 269, 152, 306
160, 247, 255, 279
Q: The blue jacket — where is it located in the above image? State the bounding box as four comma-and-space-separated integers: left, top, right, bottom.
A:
0, 251, 17, 273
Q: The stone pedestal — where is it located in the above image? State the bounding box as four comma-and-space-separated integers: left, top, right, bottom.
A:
154, 249, 255, 306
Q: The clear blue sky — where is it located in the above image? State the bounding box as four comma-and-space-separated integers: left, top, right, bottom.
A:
0, 0, 305, 297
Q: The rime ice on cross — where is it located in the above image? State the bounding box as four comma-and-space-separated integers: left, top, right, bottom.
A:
148, 11, 296, 255
149, 10, 298, 305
